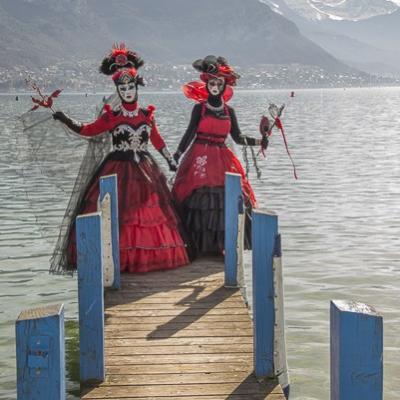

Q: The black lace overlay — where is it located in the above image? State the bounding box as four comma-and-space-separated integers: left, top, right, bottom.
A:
181, 186, 252, 257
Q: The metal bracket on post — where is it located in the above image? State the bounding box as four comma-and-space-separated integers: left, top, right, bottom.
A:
28, 336, 50, 377
100, 193, 114, 288
99, 174, 120, 290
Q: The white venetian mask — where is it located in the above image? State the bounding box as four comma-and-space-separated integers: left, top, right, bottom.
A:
207, 78, 225, 96
117, 82, 137, 103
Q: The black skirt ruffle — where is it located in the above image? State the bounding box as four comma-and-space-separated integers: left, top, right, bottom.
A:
181, 186, 252, 257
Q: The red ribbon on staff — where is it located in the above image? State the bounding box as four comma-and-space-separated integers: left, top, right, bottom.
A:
25, 77, 62, 112
30, 89, 62, 111
274, 117, 298, 180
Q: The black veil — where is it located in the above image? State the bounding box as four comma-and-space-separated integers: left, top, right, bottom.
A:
18, 94, 120, 274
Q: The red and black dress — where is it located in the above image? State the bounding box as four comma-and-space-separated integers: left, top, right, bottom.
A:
172, 101, 258, 255
66, 102, 189, 273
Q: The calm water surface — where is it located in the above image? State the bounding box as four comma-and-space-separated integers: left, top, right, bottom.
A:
0, 88, 399, 399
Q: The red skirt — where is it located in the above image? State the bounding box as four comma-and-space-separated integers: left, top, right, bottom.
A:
173, 142, 257, 206
68, 154, 189, 273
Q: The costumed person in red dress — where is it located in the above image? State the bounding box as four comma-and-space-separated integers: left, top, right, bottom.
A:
172, 55, 268, 256
52, 44, 189, 273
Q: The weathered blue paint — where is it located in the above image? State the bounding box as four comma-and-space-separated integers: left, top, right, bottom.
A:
16, 304, 65, 400
224, 172, 242, 287
100, 174, 120, 290
330, 300, 383, 400
76, 212, 105, 383
252, 210, 278, 377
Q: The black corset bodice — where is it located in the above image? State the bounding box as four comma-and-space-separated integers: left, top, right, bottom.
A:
111, 122, 151, 161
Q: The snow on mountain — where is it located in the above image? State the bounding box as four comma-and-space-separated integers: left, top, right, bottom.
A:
260, 0, 400, 76
273, 0, 398, 21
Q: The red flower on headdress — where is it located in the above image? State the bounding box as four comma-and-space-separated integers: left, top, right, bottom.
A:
112, 68, 138, 83
200, 64, 239, 86
100, 43, 144, 76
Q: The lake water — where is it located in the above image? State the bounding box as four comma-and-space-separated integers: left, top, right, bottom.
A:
1, 88, 399, 399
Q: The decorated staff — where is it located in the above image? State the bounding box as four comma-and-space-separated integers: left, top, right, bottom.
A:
259, 102, 298, 180
25, 77, 62, 112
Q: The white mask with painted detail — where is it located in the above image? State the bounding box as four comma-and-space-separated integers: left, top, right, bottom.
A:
117, 83, 137, 103
207, 78, 225, 96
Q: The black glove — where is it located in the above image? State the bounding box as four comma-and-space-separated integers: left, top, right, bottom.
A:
173, 151, 182, 163
261, 135, 269, 150
53, 111, 82, 133
168, 160, 178, 172
160, 147, 178, 172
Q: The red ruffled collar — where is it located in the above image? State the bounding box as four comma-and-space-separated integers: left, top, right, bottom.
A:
182, 81, 233, 103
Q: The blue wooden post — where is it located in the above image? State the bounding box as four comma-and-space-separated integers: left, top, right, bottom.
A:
16, 304, 65, 400
100, 174, 120, 290
76, 212, 105, 383
224, 172, 243, 287
331, 300, 383, 400
252, 210, 278, 377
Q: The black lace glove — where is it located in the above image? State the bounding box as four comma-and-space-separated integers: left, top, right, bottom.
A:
159, 146, 178, 172
53, 111, 82, 133
173, 150, 182, 163
261, 135, 269, 150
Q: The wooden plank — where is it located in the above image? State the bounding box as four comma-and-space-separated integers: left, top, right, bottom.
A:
103, 371, 266, 385
105, 302, 247, 310
104, 308, 249, 317
105, 292, 242, 303
82, 258, 284, 400
105, 353, 255, 365
83, 396, 285, 400
105, 337, 253, 347
81, 381, 282, 398
104, 321, 252, 331
105, 314, 251, 324
105, 343, 252, 355
105, 329, 253, 339
106, 363, 253, 375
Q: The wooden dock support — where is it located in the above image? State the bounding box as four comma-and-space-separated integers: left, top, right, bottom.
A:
81, 258, 285, 399
76, 212, 105, 384
330, 300, 383, 400
99, 174, 120, 290
224, 172, 243, 288
252, 210, 278, 378
16, 304, 65, 400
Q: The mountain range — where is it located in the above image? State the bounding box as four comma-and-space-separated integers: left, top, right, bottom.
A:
0, 0, 350, 72
263, 0, 400, 76
0, 0, 399, 83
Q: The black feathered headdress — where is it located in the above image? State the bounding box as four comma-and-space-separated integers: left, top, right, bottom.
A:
99, 43, 144, 75
192, 55, 240, 86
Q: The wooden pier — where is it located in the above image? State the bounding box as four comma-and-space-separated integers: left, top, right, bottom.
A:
81, 258, 285, 399
14, 172, 384, 400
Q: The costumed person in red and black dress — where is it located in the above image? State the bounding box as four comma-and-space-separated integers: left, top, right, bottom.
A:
172, 55, 268, 257
52, 44, 189, 273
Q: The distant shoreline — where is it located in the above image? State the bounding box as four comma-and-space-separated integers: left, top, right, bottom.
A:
3, 86, 400, 96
